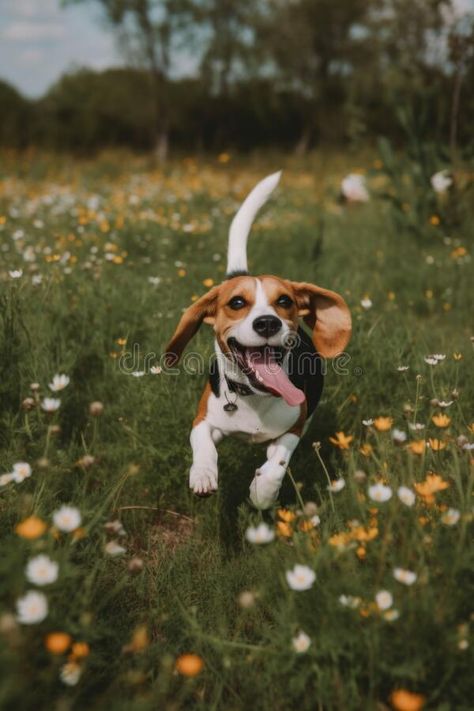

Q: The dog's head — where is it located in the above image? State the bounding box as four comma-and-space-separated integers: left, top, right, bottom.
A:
164, 274, 351, 404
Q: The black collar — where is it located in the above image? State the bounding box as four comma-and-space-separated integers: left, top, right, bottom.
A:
225, 377, 254, 397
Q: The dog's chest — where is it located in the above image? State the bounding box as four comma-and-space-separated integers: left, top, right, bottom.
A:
205, 392, 299, 443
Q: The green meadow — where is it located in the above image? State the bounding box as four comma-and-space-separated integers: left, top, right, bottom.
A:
0, 150, 473, 710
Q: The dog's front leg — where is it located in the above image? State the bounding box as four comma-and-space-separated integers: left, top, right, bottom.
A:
189, 421, 222, 496
249, 433, 300, 509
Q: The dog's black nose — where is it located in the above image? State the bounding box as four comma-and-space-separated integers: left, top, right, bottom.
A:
252, 315, 282, 338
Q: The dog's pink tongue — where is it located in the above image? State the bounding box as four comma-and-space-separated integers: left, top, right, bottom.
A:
246, 350, 305, 407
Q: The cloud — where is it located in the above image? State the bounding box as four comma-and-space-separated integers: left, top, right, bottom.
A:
3, 21, 65, 41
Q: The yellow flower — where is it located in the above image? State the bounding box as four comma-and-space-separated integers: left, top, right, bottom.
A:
351, 526, 378, 542
414, 472, 449, 504
356, 546, 366, 559
276, 521, 293, 537
177, 268, 186, 277
277, 508, 296, 523
451, 246, 467, 258
431, 413, 451, 428
373, 417, 393, 432
45, 632, 72, 655
389, 689, 426, 711
468, 423, 474, 434
15, 516, 47, 539
387, 291, 396, 301
359, 443, 373, 457
452, 352, 463, 361
202, 278, 214, 288
428, 438, 447, 451
70, 642, 90, 659
329, 431, 353, 449
116, 337, 127, 346
123, 625, 149, 653
407, 440, 426, 455
429, 215, 440, 226
329, 532, 352, 548
217, 152, 231, 164
175, 653, 204, 677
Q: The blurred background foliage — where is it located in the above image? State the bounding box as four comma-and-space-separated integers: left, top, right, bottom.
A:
1, 0, 473, 156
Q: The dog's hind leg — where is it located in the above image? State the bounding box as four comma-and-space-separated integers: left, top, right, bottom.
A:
249, 433, 300, 509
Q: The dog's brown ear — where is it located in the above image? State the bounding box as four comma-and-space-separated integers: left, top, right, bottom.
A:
290, 281, 351, 358
164, 286, 220, 366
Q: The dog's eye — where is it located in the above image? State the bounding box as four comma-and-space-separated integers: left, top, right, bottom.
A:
228, 296, 247, 310
276, 294, 293, 308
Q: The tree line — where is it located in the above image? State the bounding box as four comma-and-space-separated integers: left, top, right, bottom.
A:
1, 0, 473, 155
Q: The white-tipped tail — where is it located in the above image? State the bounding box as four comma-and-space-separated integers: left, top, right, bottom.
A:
226, 171, 282, 274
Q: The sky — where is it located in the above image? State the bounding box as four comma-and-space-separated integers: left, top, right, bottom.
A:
0, 0, 122, 97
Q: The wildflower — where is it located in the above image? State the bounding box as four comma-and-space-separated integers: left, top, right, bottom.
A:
329, 431, 353, 449
389, 689, 426, 711
245, 522, 275, 544
89, 401, 104, 416
407, 440, 426, 455
175, 653, 204, 677
105, 540, 127, 556
203, 278, 214, 287
60, 661, 82, 686
373, 417, 393, 432
384, 608, 400, 621
359, 443, 373, 457
375, 590, 393, 610
49, 374, 70, 392
122, 625, 149, 653
441, 508, 460, 526
0, 473, 14, 486
238, 590, 256, 609
22, 397, 36, 410
26, 555, 59, 586
41, 398, 61, 412
9, 269, 23, 278
292, 631, 311, 653
360, 297, 373, 310
393, 568, 417, 586
432, 413, 451, 428
397, 366, 409, 372
16, 591, 48, 624
429, 215, 440, 226
104, 519, 126, 536
277, 521, 293, 537
362, 419, 373, 427
131, 371, 145, 377
11, 461, 32, 483
353, 469, 366, 482
45, 632, 72, 654
409, 422, 425, 432
71, 641, 90, 658
424, 357, 438, 366
148, 276, 161, 286
128, 557, 144, 574
431, 170, 452, 193
53, 505, 82, 532
150, 365, 162, 374
286, 564, 316, 591
328, 478, 346, 493
341, 174, 369, 202
452, 352, 463, 361
414, 473, 449, 504
428, 438, 447, 451
392, 429, 407, 444
15, 516, 47, 539
338, 594, 361, 609
277, 509, 296, 523
77, 454, 95, 468
397, 486, 415, 507
368, 483, 392, 502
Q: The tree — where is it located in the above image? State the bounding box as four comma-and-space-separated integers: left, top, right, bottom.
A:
67, 0, 194, 160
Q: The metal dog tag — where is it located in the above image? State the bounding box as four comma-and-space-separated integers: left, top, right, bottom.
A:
223, 402, 238, 412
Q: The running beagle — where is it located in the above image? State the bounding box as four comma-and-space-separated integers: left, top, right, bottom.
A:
165, 172, 351, 509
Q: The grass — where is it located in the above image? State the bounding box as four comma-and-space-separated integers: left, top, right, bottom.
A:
0, 150, 473, 711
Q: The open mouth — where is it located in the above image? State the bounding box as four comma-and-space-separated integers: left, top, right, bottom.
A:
227, 337, 305, 407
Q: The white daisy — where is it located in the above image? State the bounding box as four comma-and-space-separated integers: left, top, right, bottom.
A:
360, 297, 373, 310
409, 422, 425, 431
0, 473, 15, 486
430, 170, 452, 193
131, 371, 145, 377
424, 356, 439, 366
438, 400, 453, 409
341, 174, 369, 202
9, 269, 23, 279
338, 594, 361, 609
397, 366, 409, 372
11, 461, 32, 483
60, 662, 82, 686
245, 522, 275, 544
16, 590, 48, 624
286, 564, 316, 591
25, 555, 59, 586
362, 419, 373, 427
397, 486, 415, 507
375, 590, 393, 610
104, 540, 127, 556
328, 478, 346, 493
292, 631, 311, 653
41, 398, 61, 412
49, 374, 70, 392
393, 567, 417, 586
368, 483, 392, 502
384, 609, 400, 621
53, 505, 82, 532
441, 508, 460, 526
391, 429, 407, 443
150, 365, 162, 374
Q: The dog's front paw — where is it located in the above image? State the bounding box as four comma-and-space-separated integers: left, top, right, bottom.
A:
249, 460, 286, 510
189, 466, 218, 497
